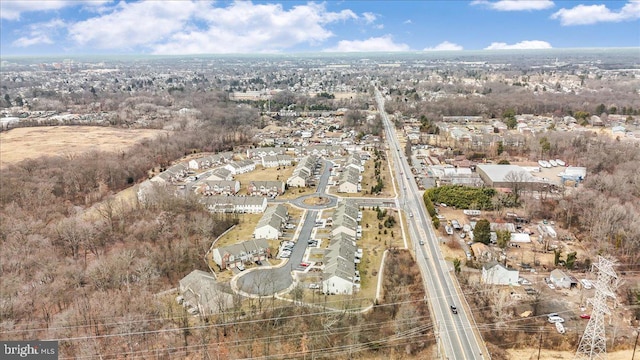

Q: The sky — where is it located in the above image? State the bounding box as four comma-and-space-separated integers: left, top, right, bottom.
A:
0, 0, 639, 55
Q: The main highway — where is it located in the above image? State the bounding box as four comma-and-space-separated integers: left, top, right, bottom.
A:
374, 87, 488, 360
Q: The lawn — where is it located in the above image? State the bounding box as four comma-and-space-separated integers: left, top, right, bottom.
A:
334, 150, 395, 198
233, 165, 294, 194
215, 213, 263, 248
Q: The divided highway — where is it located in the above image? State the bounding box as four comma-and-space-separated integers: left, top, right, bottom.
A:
375, 88, 488, 360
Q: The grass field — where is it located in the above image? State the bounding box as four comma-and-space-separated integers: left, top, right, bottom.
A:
215, 213, 263, 247
0, 126, 167, 168
336, 150, 395, 198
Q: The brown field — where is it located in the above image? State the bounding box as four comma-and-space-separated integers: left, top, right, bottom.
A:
507, 348, 633, 360
0, 126, 167, 168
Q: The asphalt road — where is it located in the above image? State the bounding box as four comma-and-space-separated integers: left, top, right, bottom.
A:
375, 87, 487, 360
236, 209, 318, 295
236, 159, 334, 296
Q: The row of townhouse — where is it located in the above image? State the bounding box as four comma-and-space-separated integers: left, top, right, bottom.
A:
224, 159, 256, 175
261, 155, 294, 168
337, 152, 364, 193
287, 155, 319, 188
337, 167, 361, 193
188, 152, 233, 170
248, 180, 285, 197
212, 238, 271, 270
198, 180, 241, 195
322, 201, 363, 295
178, 270, 234, 315
200, 195, 267, 214
195, 180, 285, 197
246, 147, 287, 159
295, 145, 344, 157
253, 204, 289, 239
152, 162, 190, 184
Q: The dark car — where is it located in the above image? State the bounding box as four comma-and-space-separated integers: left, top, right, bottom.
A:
450, 305, 458, 314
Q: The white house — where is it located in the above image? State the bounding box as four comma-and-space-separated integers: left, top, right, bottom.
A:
549, 269, 577, 289
337, 167, 361, 193
322, 257, 356, 295
224, 160, 256, 175
482, 263, 519, 285
253, 204, 289, 239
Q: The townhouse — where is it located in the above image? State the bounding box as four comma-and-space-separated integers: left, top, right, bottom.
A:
224, 160, 256, 175
253, 204, 289, 239
261, 155, 293, 168
212, 238, 271, 270
201, 195, 267, 214
199, 180, 241, 195
247, 180, 285, 197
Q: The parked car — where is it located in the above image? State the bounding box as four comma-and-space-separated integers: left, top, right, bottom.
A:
580, 314, 591, 319
547, 283, 556, 290
450, 305, 458, 314
300, 262, 309, 267
548, 316, 564, 323
237, 263, 245, 271
309, 283, 320, 289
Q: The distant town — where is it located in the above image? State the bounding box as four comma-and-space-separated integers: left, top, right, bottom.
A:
1, 49, 639, 359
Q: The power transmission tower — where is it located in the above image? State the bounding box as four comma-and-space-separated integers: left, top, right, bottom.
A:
575, 256, 618, 360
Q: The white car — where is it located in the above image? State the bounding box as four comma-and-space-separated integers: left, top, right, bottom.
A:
309, 283, 320, 289
547, 283, 556, 290
548, 316, 564, 323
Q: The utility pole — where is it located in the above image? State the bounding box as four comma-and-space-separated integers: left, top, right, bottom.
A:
632, 328, 639, 360
537, 328, 543, 360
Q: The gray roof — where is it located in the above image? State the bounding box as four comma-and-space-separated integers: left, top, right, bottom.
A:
179, 270, 234, 315
323, 257, 355, 282
476, 164, 536, 183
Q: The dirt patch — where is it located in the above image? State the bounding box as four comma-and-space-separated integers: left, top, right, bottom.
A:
507, 348, 634, 360
0, 126, 167, 168
302, 196, 331, 206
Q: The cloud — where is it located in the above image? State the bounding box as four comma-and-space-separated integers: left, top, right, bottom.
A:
65, 1, 363, 54
423, 41, 463, 51
149, 2, 358, 54
68, 1, 206, 50
551, 1, 640, 25
0, 0, 110, 20
485, 40, 552, 49
324, 35, 410, 52
403, 19, 412, 24
362, 12, 377, 24
471, 0, 554, 11
12, 19, 66, 47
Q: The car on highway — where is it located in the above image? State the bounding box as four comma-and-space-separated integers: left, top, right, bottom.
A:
450, 305, 458, 314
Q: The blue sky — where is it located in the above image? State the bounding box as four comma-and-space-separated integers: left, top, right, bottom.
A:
1, 0, 638, 55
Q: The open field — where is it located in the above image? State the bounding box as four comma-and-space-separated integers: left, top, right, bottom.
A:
215, 213, 263, 247
0, 126, 167, 168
